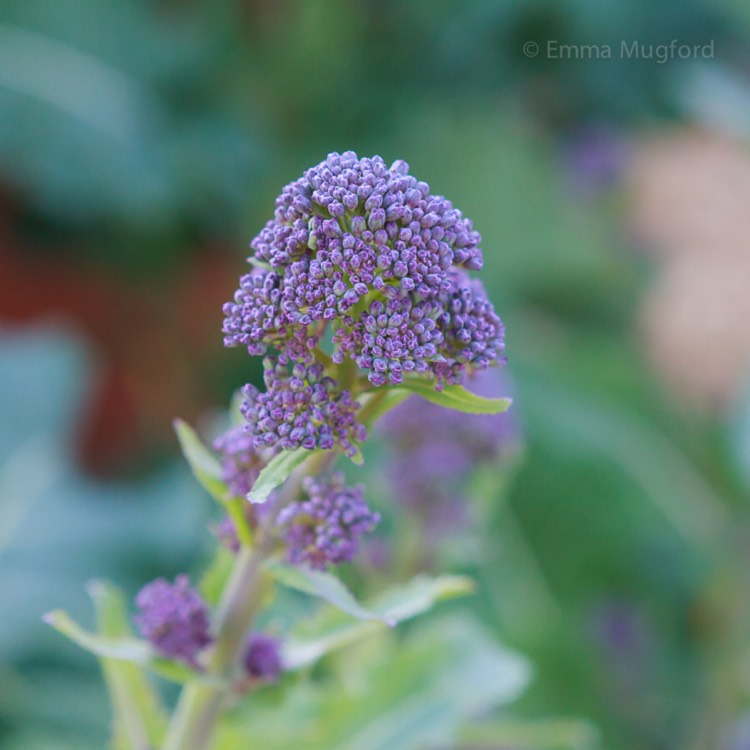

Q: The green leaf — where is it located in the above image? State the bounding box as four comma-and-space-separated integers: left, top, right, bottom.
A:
398, 380, 512, 414
88, 581, 168, 750
173, 419, 228, 503
44, 609, 153, 662
330, 615, 531, 750
222, 614, 531, 750
43, 607, 209, 686
283, 574, 475, 670
247, 447, 310, 504
265, 560, 387, 623
369, 574, 474, 622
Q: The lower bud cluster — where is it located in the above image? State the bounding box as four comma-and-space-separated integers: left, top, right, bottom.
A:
134, 575, 282, 683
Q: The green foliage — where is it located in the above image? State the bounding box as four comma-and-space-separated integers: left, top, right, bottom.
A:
459, 716, 600, 750
174, 419, 253, 546
217, 614, 530, 750
0, 328, 209, 748
283, 575, 476, 670
88, 581, 168, 750
246, 448, 311, 505
173, 420, 227, 503
265, 560, 390, 623
399, 379, 512, 414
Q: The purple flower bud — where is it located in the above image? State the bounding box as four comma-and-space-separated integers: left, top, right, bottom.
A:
134, 576, 212, 666
213, 425, 271, 499
277, 473, 379, 570
243, 632, 282, 682
241, 357, 366, 458
378, 367, 519, 547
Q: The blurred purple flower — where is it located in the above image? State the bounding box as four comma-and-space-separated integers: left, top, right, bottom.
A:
213, 424, 267, 499
565, 125, 628, 194
379, 367, 519, 540
277, 473, 379, 570
243, 632, 282, 682
723, 712, 750, 750
134, 575, 212, 666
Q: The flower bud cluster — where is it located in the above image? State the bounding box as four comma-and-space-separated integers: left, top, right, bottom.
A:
134, 575, 212, 666
213, 424, 268, 499
277, 473, 379, 570
241, 357, 365, 457
134, 576, 282, 683
223, 152, 504, 388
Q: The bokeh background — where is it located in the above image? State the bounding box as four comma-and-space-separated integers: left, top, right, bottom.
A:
2, 1, 750, 749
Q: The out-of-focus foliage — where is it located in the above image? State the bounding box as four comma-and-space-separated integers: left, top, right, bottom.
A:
0, 326, 210, 747
2, 1, 750, 749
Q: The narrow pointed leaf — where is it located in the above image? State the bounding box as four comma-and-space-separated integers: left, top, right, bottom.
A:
88, 580, 168, 749
265, 560, 387, 623
44, 610, 153, 662
283, 575, 475, 670
399, 380, 512, 415
247, 447, 310, 504
173, 419, 228, 502
44, 608, 208, 686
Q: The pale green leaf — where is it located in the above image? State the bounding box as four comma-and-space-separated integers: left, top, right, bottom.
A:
398, 380, 512, 414
265, 560, 387, 623
222, 614, 531, 750
88, 580, 168, 749
173, 419, 228, 502
44, 609, 152, 662
247, 447, 310, 504
329, 615, 531, 750
283, 574, 475, 670
43, 608, 211, 686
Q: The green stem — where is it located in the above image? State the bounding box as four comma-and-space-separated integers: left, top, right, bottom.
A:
162, 546, 266, 750
162, 451, 336, 750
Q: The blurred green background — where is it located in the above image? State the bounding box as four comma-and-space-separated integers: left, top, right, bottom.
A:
2, 1, 750, 748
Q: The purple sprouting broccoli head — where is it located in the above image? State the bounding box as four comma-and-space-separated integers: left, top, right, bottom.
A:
222, 152, 506, 462
243, 632, 283, 682
277, 473, 380, 570
134, 575, 212, 666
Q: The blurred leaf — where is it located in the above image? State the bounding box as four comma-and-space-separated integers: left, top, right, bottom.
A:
399, 380, 512, 414
44, 609, 152, 662
44, 608, 202, 686
518, 372, 728, 553
222, 614, 530, 750
247, 448, 310, 505
265, 560, 386, 623
325, 615, 530, 750
284, 574, 475, 670
174, 418, 228, 503
730, 381, 750, 490
88, 580, 167, 750
0, 327, 208, 667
